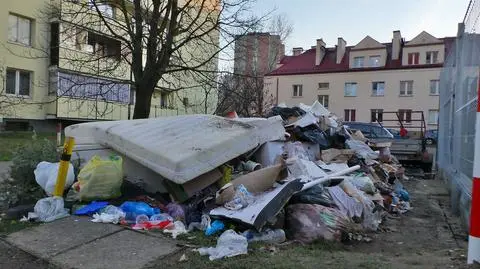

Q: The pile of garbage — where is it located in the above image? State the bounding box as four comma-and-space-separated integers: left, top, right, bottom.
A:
24, 101, 411, 261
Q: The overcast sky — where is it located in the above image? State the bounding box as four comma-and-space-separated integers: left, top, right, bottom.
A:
255, 0, 469, 54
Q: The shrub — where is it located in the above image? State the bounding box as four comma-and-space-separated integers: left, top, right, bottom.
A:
0, 138, 58, 209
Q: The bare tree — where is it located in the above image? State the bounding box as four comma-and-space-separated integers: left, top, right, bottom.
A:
215, 13, 292, 116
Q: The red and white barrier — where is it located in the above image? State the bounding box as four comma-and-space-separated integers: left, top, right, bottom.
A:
468, 73, 480, 264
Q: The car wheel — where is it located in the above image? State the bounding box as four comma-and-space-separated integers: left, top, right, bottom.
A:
425, 138, 434, 145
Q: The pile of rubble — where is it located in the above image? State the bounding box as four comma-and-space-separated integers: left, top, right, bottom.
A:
25, 101, 411, 261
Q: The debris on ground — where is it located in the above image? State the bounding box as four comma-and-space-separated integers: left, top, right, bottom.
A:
9, 101, 416, 261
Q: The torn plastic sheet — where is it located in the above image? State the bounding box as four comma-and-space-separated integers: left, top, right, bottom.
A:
210, 179, 303, 230
198, 230, 248, 261
316, 161, 350, 174
285, 112, 318, 128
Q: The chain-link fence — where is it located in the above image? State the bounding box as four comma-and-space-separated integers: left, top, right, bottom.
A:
438, 0, 480, 230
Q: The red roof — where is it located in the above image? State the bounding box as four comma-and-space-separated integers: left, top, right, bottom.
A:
268, 37, 456, 76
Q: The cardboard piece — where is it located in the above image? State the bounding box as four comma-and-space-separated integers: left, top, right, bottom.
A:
215, 164, 287, 205
210, 179, 304, 230
165, 169, 222, 202
321, 149, 354, 163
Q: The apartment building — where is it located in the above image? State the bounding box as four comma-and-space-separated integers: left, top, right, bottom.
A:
264, 31, 454, 129
234, 32, 285, 77
0, 0, 218, 131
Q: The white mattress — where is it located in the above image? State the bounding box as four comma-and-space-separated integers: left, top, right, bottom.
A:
65, 115, 285, 184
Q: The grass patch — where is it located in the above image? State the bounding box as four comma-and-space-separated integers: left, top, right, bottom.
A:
0, 132, 57, 161
0, 218, 37, 236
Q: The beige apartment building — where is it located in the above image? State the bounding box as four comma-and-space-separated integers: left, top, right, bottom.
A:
0, 0, 218, 131
264, 31, 454, 129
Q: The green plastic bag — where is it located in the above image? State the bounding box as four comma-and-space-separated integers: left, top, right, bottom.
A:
75, 155, 123, 201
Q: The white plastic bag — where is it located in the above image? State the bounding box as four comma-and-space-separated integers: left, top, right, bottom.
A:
33, 197, 69, 222
198, 230, 248, 260
163, 221, 188, 239
348, 175, 376, 194
34, 162, 75, 196
91, 205, 125, 224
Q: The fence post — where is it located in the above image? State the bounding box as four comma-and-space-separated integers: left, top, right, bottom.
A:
468, 70, 480, 264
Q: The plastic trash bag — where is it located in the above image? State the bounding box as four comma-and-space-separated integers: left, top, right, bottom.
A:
33, 197, 69, 222
290, 184, 335, 207
34, 162, 75, 196
286, 203, 353, 243
163, 221, 188, 239
224, 184, 255, 211
198, 230, 248, 260
76, 155, 123, 201
348, 175, 376, 195
91, 205, 125, 224
346, 139, 379, 160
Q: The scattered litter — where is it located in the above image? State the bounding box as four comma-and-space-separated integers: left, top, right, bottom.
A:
242, 228, 286, 244
74, 201, 109, 216
179, 254, 188, 262
164, 221, 188, 239
205, 220, 225, 236
90, 205, 125, 224
120, 201, 160, 221
198, 230, 248, 261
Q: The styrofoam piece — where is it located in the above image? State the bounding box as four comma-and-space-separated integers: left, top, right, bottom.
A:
310, 100, 331, 117
285, 112, 318, 128
65, 115, 285, 184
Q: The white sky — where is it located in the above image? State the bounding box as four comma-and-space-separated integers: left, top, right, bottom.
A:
255, 0, 469, 53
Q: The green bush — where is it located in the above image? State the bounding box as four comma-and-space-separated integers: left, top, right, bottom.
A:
0, 138, 59, 209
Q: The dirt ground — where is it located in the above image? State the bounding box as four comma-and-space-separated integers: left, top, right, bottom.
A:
0, 178, 478, 269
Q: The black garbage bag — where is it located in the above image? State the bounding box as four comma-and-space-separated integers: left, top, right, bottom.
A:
290, 185, 335, 207
292, 125, 331, 149
268, 106, 306, 120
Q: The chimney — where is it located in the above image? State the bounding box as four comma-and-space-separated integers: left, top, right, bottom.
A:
392, 30, 402, 60
336, 37, 346, 64
315, 39, 326, 65
292, 47, 303, 56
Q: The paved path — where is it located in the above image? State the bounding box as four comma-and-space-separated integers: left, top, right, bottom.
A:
5, 216, 179, 269
0, 161, 12, 182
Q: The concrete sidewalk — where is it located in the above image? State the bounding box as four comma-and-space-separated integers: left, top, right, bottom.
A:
5, 216, 179, 269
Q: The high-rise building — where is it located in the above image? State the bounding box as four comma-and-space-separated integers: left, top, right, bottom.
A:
234, 32, 285, 77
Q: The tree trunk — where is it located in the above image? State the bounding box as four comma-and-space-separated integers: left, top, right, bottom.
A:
133, 87, 154, 119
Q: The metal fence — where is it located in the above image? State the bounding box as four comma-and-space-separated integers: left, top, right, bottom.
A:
438, 0, 480, 229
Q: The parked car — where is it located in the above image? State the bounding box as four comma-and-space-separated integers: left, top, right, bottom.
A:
343, 122, 394, 140
387, 128, 402, 139
424, 129, 438, 145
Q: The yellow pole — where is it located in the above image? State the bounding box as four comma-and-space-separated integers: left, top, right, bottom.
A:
53, 137, 75, 197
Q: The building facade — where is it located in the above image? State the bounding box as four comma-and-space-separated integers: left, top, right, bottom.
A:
0, 0, 218, 131
234, 32, 284, 77
265, 30, 454, 129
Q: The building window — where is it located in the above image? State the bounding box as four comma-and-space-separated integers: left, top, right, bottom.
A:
371, 109, 383, 123
353, 57, 364, 68
89, 0, 115, 18
400, 80, 413, 96
426, 51, 439, 64
430, 80, 440, 95
369, 55, 381, 67
8, 14, 32, 46
407, 52, 419, 65
372, 81, 385, 96
318, 82, 329, 90
344, 109, 356, 122
428, 109, 439, 125
344, 82, 357, 97
292, 84, 303, 97
398, 109, 412, 123
5, 68, 31, 96
160, 92, 169, 108
318, 95, 329, 108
